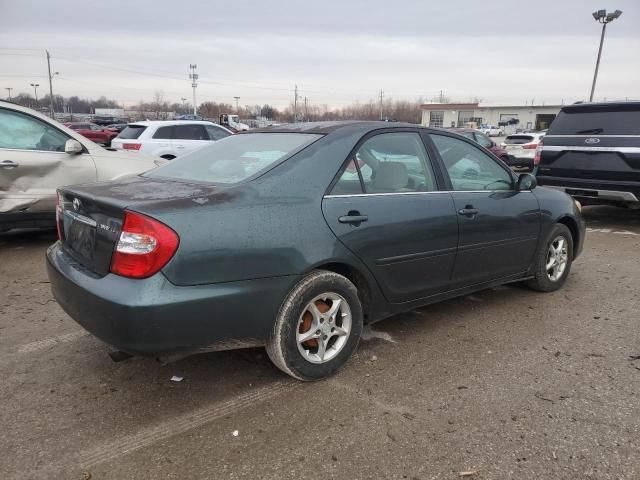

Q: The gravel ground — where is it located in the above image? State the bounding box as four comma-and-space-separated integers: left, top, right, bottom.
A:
1, 205, 639, 480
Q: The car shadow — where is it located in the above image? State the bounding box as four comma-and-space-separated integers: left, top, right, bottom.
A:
581, 205, 640, 230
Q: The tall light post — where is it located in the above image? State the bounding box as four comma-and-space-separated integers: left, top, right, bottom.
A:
46, 50, 59, 117
30, 83, 40, 105
189, 64, 198, 116
180, 97, 187, 113
589, 9, 623, 102
234, 96, 240, 113
4, 87, 12, 101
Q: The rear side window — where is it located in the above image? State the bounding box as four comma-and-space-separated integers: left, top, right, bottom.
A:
354, 132, 437, 193
119, 125, 147, 139
174, 124, 207, 140
550, 109, 640, 135
504, 135, 534, 144
146, 133, 321, 184
152, 126, 174, 139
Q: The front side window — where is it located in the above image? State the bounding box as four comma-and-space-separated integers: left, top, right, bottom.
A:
146, 133, 321, 185
431, 134, 513, 191
205, 124, 231, 141
174, 124, 207, 140
0, 108, 69, 152
351, 132, 437, 194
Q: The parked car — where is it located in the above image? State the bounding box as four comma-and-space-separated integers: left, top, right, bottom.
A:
501, 132, 546, 169
536, 101, 640, 208
106, 123, 128, 133
110, 120, 233, 159
450, 128, 512, 164
480, 124, 504, 137
0, 101, 164, 231
47, 121, 584, 380
63, 122, 119, 146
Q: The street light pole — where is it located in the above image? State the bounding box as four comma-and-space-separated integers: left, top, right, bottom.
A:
234, 96, 240, 113
589, 9, 623, 102
30, 83, 40, 105
4, 87, 12, 101
46, 50, 58, 117
189, 64, 198, 116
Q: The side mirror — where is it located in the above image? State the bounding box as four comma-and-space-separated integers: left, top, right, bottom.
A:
517, 173, 537, 191
65, 139, 83, 154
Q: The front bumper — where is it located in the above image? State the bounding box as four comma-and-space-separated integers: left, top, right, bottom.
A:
47, 242, 299, 356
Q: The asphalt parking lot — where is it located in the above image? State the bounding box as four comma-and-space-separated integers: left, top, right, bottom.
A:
1, 206, 639, 480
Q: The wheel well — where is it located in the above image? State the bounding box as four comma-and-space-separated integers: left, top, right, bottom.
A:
160, 154, 176, 160
557, 216, 579, 258
314, 262, 373, 323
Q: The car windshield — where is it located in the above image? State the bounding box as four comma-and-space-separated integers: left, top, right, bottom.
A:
145, 132, 321, 184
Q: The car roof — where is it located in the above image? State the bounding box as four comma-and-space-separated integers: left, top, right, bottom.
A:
250, 120, 427, 135
449, 128, 478, 133
562, 101, 640, 113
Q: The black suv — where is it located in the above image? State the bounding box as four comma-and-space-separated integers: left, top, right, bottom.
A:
536, 101, 640, 207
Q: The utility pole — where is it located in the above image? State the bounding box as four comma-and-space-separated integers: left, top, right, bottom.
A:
304, 96, 308, 122
439, 89, 443, 103
180, 97, 187, 113
30, 83, 40, 105
4, 87, 12, 101
189, 64, 198, 116
234, 96, 240, 113
293, 85, 298, 123
46, 50, 58, 117
589, 9, 623, 102
379, 89, 384, 120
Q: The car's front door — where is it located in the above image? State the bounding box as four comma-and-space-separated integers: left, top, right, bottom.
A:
429, 133, 540, 288
0, 107, 96, 217
322, 130, 458, 303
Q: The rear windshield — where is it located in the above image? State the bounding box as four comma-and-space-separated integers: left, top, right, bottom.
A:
118, 125, 146, 139
550, 109, 640, 135
146, 133, 321, 184
504, 135, 534, 144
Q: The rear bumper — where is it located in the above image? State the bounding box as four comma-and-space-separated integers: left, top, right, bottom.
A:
47, 242, 298, 356
503, 155, 533, 168
536, 175, 640, 203
0, 211, 56, 231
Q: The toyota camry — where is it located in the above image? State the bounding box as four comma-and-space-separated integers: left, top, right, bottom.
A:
47, 121, 585, 380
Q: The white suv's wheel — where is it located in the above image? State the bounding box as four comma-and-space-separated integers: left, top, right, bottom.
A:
266, 270, 363, 381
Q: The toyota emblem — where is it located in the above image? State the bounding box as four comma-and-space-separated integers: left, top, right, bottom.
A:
72, 198, 81, 211
584, 138, 600, 144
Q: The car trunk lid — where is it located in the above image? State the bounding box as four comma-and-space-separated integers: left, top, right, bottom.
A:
57, 176, 223, 276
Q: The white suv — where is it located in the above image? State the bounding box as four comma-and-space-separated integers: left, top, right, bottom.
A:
111, 121, 233, 159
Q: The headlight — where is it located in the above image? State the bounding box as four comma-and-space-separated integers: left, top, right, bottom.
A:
574, 199, 582, 212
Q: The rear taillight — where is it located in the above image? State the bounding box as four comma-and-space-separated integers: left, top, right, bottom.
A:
122, 143, 142, 150
523, 143, 538, 149
110, 211, 179, 279
55, 192, 63, 240
534, 140, 544, 166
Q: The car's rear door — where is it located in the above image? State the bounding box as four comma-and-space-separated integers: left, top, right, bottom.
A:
0, 107, 96, 216
537, 105, 640, 195
322, 130, 458, 303
428, 132, 540, 288
172, 124, 210, 154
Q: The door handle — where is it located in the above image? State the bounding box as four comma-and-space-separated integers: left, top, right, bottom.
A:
0, 160, 19, 168
458, 207, 479, 216
338, 211, 368, 224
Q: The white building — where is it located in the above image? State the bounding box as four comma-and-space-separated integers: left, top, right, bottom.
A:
420, 102, 562, 134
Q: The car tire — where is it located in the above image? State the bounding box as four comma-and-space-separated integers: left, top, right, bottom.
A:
526, 223, 574, 292
266, 270, 363, 381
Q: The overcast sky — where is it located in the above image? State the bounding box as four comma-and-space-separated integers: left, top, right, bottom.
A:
1, 0, 638, 109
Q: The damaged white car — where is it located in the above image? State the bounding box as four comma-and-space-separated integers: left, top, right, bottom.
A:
0, 101, 163, 231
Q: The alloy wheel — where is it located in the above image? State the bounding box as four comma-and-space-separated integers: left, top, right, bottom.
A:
546, 235, 569, 282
